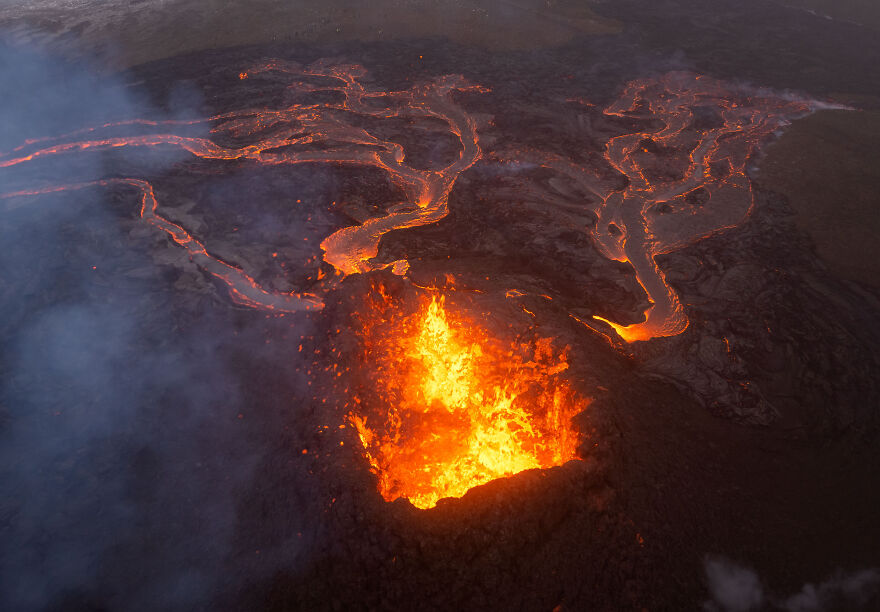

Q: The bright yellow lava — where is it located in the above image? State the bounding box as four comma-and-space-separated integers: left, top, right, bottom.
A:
350, 294, 586, 509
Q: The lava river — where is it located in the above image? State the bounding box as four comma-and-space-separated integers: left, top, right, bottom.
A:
0, 59, 818, 507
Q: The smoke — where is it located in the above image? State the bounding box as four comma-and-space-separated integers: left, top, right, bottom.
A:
0, 38, 138, 151
0, 35, 318, 612
704, 557, 764, 612
703, 557, 880, 612
781, 569, 880, 612
0, 302, 247, 612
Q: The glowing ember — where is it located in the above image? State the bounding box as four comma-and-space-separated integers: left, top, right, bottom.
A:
349, 292, 586, 509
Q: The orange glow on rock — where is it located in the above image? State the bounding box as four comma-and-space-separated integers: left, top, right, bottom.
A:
349, 292, 587, 509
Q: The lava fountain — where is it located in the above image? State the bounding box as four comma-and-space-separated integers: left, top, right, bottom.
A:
347, 287, 587, 509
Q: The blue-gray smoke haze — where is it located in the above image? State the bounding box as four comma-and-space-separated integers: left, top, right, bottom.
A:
0, 37, 315, 611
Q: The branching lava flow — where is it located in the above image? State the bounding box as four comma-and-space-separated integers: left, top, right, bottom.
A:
0, 60, 818, 507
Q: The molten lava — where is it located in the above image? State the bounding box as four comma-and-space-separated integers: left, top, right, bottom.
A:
349, 292, 586, 509
0, 59, 484, 313
0, 57, 827, 508
0, 61, 819, 346
497, 73, 815, 341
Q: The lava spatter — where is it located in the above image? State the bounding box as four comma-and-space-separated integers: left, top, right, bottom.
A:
347, 289, 586, 509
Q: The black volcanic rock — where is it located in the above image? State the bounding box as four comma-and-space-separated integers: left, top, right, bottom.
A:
2, 3, 880, 611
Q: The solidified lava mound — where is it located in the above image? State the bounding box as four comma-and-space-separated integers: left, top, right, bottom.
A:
2, 24, 880, 612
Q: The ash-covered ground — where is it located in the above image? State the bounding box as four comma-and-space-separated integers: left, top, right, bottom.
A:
1, 1, 880, 611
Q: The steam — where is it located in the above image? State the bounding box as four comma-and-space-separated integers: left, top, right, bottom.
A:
704, 557, 880, 611
0, 39, 137, 151
781, 569, 880, 611
704, 557, 764, 612
0, 35, 316, 612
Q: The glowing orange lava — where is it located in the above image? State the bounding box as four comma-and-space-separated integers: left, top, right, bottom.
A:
0, 59, 826, 507
499, 73, 817, 342
0, 59, 485, 313
0, 62, 820, 346
349, 292, 586, 509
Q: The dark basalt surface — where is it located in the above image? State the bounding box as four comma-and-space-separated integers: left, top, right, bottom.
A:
2, 2, 880, 611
